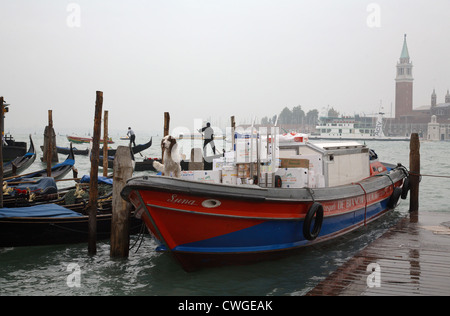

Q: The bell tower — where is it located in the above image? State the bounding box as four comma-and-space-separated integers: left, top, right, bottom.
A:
395, 34, 414, 119
431, 89, 437, 107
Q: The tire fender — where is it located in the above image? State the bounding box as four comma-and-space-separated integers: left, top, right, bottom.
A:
388, 187, 402, 209
303, 202, 324, 241
401, 177, 410, 200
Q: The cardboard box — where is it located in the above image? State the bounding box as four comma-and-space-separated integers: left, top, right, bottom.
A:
213, 158, 224, 171
275, 168, 309, 188
180, 171, 195, 180
222, 166, 238, 185
280, 158, 309, 169
193, 170, 222, 184
236, 163, 256, 178
235, 139, 269, 163
224, 151, 236, 163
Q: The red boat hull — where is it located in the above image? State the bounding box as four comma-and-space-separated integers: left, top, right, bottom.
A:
124, 168, 406, 271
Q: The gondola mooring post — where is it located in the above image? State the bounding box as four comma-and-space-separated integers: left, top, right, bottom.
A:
409, 133, 420, 214
103, 110, 109, 176
88, 91, 103, 255
162, 112, 170, 170
0, 97, 4, 208
164, 112, 170, 137
110, 146, 133, 258
45, 110, 53, 176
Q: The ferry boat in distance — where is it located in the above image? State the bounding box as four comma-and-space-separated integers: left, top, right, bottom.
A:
310, 113, 410, 141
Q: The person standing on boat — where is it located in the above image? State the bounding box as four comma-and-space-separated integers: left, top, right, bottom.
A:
127, 127, 136, 147
199, 122, 217, 156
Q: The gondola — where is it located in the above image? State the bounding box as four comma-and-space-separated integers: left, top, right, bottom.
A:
2, 135, 36, 178
56, 146, 89, 156
6, 144, 75, 182
0, 207, 144, 247
2, 134, 27, 162
2, 176, 111, 211
0, 179, 143, 247
105, 137, 152, 156
56, 137, 152, 157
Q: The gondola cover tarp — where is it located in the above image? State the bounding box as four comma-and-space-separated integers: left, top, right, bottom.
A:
0, 204, 83, 218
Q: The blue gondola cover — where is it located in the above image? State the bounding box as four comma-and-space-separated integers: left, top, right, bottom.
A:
0, 204, 83, 218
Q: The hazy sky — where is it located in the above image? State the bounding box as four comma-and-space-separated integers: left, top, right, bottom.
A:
1, 0, 450, 135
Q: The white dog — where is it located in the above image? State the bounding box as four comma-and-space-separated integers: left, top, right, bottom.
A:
152, 135, 181, 178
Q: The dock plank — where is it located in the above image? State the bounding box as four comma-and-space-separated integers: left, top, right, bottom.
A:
307, 211, 450, 296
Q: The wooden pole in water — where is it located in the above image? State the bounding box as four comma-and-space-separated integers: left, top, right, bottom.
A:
88, 91, 103, 255
164, 112, 170, 137
162, 112, 170, 168
42, 110, 58, 167
46, 110, 53, 176
110, 146, 133, 258
231, 116, 235, 150
103, 110, 109, 176
0, 97, 4, 208
409, 133, 420, 213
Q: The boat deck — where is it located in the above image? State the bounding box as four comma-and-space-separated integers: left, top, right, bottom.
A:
306, 211, 450, 296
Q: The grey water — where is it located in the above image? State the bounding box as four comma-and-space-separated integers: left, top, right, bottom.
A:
1, 133, 449, 296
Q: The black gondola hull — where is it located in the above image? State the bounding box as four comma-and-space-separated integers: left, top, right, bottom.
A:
0, 214, 144, 247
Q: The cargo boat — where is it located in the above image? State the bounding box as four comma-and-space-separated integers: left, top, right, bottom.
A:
121, 137, 409, 271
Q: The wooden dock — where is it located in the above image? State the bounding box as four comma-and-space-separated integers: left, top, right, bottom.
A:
307, 211, 450, 296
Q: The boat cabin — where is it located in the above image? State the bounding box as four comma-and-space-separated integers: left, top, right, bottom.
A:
178, 130, 375, 189
279, 141, 370, 188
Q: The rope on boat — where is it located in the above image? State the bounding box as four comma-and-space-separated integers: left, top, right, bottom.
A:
353, 182, 368, 226
129, 223, 147, 253
409, 171, 450, 179
306, 187, 316, 203
395, 163, 450, 180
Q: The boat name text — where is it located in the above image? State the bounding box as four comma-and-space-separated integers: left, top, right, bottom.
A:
167, 194, 198, 206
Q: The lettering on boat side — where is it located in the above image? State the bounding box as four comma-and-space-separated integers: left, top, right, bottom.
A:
178, 300, 273, 313
323, 190, 387, 213
167, 194, 198, 206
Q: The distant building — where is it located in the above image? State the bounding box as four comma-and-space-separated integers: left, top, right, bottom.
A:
395, 34, 414, 119
427, 115, 440, 141
389, 35, 450, 140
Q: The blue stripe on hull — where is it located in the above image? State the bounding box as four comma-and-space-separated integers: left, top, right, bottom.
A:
173, 198, 390, 254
